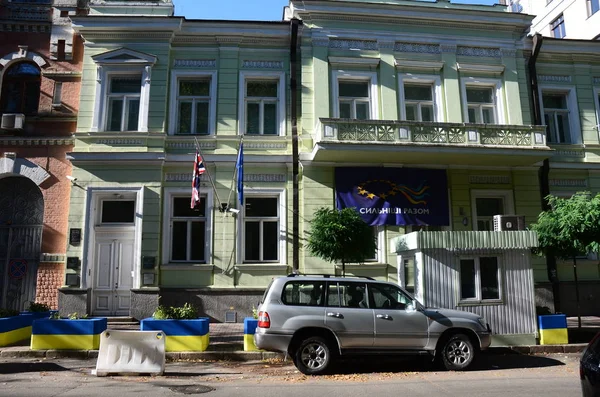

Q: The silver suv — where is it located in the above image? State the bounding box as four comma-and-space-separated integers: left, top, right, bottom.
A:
254, 274, 492, 375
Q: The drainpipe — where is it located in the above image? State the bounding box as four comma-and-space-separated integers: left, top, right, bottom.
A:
530, 33, 561, 313
290, 18, 301, 273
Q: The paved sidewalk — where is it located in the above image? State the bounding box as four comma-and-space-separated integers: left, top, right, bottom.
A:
0, 316, 597, 361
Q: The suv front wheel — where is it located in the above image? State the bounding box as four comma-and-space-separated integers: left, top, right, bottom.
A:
294, 336, 333, 375
440, 333, 475, 371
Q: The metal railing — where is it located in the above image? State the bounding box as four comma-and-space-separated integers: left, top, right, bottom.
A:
317, 118, 548, 148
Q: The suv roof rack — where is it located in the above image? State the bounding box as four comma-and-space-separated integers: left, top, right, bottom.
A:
287, 273, 374, 281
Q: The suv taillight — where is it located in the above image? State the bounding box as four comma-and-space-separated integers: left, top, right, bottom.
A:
258, 311, 270, 328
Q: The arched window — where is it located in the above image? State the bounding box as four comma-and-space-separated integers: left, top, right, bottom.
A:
0, 62, 41, 114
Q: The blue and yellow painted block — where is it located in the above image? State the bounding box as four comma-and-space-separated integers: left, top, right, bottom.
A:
243, 318, 260, 352
141, 318, 210, 352
31, 318, 107, 350
0, 314, 34, 346
538, 314, 568, 345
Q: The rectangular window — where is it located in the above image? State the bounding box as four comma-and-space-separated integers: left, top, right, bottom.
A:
404, 83, 434, 122
245, 80, 278, 135
170, 196, 206, 262
101, 200, 135, 224
588, 0, 600, 16
326, 282, 368, 308
466, 86, 496, 124
338, 80, 370, 120
282, 281, 325, 306
459, 257, 501, 302
52, 82, 62, 107
370, 283, 413, 310
176, 79, 210, 135
475, 197, 504, 231
551, 14, 566, 38
403, 257, 415, 294
543, 93, 571, 143
106, 76, 141, 131
243, 197, 279, 262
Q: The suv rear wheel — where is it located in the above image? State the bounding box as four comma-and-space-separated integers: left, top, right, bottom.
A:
294, 336, 333, 375
440, 333, 475, 371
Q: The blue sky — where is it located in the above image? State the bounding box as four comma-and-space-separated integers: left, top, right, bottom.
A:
174, 0, 500, 20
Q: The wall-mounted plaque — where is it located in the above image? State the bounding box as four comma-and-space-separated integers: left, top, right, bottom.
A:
65, 274, 80, 287
69, 228, 81, 246
66, 257, 80, 270
142, 273, 155, 286
142, 256, 156, 269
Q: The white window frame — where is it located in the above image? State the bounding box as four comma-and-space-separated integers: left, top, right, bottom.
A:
593, 86, 600, 141
539, 85, 581, 144
238, 71, 286, 136
458, 256, 503, 304
91, 49, 156, 133
236, 188, 287, 265
398, 74, 443, 122
460, 77, 504, 125
588, 0, 600, 17
161, 187, 213, 265
168, 70, 217, 136
471, 189, 515, 231
52, 81, 62, 108
104, 73, 143, 132
332, 70, 379, 119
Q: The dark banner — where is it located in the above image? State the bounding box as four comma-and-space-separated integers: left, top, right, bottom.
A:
335, 167, 449, 226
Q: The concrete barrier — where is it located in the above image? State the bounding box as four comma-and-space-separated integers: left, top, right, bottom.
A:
94, 330, 165, 376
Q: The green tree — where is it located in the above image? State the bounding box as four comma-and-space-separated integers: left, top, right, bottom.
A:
306, 207, 377, 276
531, 192, 600, 326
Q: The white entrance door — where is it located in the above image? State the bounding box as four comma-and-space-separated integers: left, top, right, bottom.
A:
92, 230, 134, 316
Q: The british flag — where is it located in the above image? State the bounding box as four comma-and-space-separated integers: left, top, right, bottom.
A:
191, 151, 206, 209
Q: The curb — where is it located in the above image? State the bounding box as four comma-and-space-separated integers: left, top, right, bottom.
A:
0, 345, 584, 360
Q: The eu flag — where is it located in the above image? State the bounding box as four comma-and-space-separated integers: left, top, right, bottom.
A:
236, 143, 244, 207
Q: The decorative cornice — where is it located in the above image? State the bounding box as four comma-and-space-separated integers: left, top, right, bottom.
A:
40, 253, 66, 263
41, 71, 82, 78
500, 48, 517, 58
549, 179, 588, 187
395, 42, 441, 54
469, 175, 511, 185
242, 60, 283, 69
165, 173, 208, 182
440, 44, 456, 54
165, 140, 217, 150
395, 59, 444, 71
244, 174, 286, 182
0, 24, 50, 33
553, 149, 585, 158
0, 137, 74, 146
95, 139, 144, 145
377, 40, 395, 50
329, 56, 380, 68
458, 63, 505, 74
312, 38, 329, 47
538, 75, 572, 83
243, 142, 286, 149
329, 39, 378, 51
457, 46, 502, 58
173, 59, 216, 68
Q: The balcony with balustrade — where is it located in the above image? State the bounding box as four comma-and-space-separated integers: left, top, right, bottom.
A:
305, 118, 553, 166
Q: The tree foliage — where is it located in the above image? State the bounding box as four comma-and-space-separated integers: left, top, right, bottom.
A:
531, 192, 600, 259
306, 207, 377, 274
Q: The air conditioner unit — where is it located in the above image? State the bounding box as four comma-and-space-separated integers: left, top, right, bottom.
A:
493, 215, 526, 231
1, 114, 25, 130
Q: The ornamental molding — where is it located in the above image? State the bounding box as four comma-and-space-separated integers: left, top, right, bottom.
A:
549, 179, 588, 187
395, 42, 441, 54
538, 75, 572, 83
243, 142, 286, 149
457, 63, 505, 74
0, 24, 50, 34
329, 56, 380, 68
312, 37, 329, 47
165, 173, 208, 182
329, 39, 378, 51
440, 44, 456, 54
0, 137, 74, 146
242, 60, 283, 69
243, 174, 286, 182
456, 46, 502, 58
395, 59, 444, 71
96, 139, 144, 145
500, 48, 517, 57
469, 175, 511, 185
166, 141, 217, 150
553, 149, 585, 157
40, 253, 67, 263
377, 40, 395, 50
0, 46, 48, 68
173, 59, 216, 68
594, 77, 600, 84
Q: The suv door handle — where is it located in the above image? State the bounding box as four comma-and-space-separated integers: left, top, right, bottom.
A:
327, 312, 343, 318
376, 314, 392, 320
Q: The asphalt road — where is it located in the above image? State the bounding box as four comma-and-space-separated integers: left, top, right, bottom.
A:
0, 351, 583, 397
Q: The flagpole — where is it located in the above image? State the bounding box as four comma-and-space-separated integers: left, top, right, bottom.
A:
226, 135, 244, 209
193, 137, 224, 211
